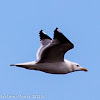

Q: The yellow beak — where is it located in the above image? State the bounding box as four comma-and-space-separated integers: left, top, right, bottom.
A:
80, 68, 88, 72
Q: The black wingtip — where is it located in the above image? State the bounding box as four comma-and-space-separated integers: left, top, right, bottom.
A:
54, 27, 59, 31
56, 27, 58, 30
40, 30, 43, 33
54, 28, 62, 39
39, 30, 52, 40
54, 28, 73, 45
54, 28, 62, 34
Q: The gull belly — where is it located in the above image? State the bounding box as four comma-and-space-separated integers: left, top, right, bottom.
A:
34, 61, 70, 74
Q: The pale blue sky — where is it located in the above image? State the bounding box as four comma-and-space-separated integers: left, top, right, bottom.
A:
0, 0, 100, 100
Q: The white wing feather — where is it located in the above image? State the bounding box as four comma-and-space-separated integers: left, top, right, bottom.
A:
36, 30, 52, 60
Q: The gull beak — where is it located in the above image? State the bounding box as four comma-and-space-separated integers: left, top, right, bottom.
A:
80, 68, 88, 72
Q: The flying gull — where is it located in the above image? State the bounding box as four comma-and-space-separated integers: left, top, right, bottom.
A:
10, 28, 88, 74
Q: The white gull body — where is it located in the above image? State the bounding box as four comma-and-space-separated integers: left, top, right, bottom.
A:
10, 28, 87, 74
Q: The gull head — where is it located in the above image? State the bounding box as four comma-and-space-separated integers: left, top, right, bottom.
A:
72, 62, 88, 72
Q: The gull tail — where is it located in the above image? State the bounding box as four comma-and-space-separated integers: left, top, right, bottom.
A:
10, 64, 24, 67
10, 64, 32, 70
10, 64, 16, 66
10, 61, 36, 70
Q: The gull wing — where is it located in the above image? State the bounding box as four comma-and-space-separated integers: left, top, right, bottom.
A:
36, 30, 52, 60
37, 28, 74, 63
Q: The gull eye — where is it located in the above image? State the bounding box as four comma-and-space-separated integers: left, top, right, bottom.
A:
77, 65, 79, 67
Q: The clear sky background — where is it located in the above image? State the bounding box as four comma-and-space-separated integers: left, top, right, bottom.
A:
0, 0, 100, 100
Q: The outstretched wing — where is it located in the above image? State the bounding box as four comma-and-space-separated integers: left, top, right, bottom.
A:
37, 28, 74, 63
36, 30, 52, 60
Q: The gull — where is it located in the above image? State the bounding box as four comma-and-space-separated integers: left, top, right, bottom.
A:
10, 28, 88, 74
